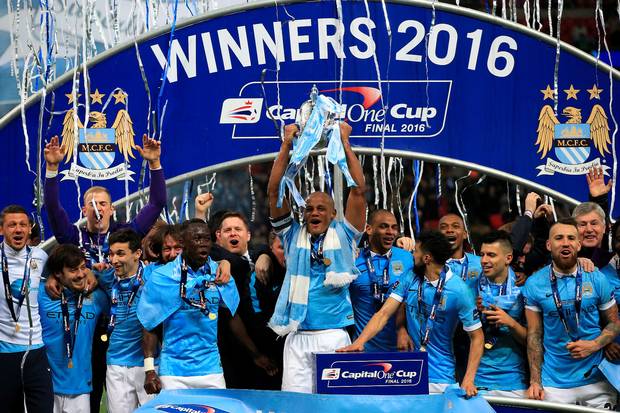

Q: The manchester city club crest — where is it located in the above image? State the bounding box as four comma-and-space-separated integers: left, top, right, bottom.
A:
57, 88, 137, 181
534, 84, 611, 176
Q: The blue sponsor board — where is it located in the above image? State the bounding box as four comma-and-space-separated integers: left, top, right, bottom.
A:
230, 80, 451, 139
314, 351, 429, 395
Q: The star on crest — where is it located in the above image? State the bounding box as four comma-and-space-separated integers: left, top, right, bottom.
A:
65, 92, 82, 104
90, 89, 105, 104
112, 90, 127, 104
564, 84, 580, 100
540, 85, 555, 100
587, 85, 603, 100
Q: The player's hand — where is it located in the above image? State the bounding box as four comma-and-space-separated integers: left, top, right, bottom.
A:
253, 354, 279, 376
527, 382, 545, 400
482, 305, 515, 329
605, 342, 620, 361
44, 136, 63, 170
567, 340, 600, 359
460, 379, 477, 398
577, 257, 595, 273
336, 341, 364, 352
45, 275, 62, 300
92, 262, 111, 272
254, 254, 272, 285
475, 296, 485, 313
587, 166, 612, 198
144, 370, 162, 394
215, 260, 231, 284
195, 193, 214, 219
524, 192, 540, 215
283, 124, 298, 146
396, 328, 414, 351
136, 134, 162, 167
396, 237, 414, 252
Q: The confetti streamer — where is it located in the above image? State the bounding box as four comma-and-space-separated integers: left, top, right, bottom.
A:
515, 184, 522, 216
552, 0, 565, 115
595, 0, 618, 223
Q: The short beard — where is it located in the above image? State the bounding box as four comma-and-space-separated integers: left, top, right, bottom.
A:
553, 254, 578, 272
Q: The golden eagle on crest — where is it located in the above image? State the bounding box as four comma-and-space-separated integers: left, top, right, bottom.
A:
60, 109, 136, 163
535, 104, 610, 159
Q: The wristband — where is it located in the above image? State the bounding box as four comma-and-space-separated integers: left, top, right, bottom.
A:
524, 210, 533, 219
45, 169, 58, 178
144, 357, 155, 371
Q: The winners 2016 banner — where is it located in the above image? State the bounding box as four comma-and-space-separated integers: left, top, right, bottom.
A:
0, 0, 618, 224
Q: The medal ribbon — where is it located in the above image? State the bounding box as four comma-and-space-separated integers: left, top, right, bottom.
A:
549, 265, 583, 341
364, 248, 392, 304
418, 268, 448, 347
106, 262, 144, 337
310, 233, 327, 265
179, 259, 216, 317
459, 254, 469, 282
1, 243, 32, 324
61, 289, 84, 364
478, 271, 512, 349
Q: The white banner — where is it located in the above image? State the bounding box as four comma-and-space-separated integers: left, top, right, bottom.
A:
536, 158, 610, 176
59, 163, 135, 181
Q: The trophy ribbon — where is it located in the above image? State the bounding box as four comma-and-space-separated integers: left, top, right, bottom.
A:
277, 93, 356, 208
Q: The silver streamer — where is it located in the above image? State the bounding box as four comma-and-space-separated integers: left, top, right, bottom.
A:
395, 157, 405, 232
506, 182, 512, 214
515, 184, 522, 216
168, 196, 179, 224
317, 155, 325, 193
549, 197, 557, 222
552, 0, 564, 115
547, 0, 553, 38
361, 0, 389, 210
387, 157, 394, 213
596, 2, 618, 221
335, 0, 344, 104
407, 160, 424, 240
372, 155, 380, 209
524, 0, 531, 28
248, 164, 256, 222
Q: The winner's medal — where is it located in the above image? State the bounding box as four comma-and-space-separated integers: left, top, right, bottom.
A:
100, 334, 108, 342
323, 257, 332, 266
209, 312, 217, 320
14, 323, 20, 333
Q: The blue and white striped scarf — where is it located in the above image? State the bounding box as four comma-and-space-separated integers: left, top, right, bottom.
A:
268, 222, 360, 336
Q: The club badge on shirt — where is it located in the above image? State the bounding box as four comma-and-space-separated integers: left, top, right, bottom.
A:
392, 261, 404, 274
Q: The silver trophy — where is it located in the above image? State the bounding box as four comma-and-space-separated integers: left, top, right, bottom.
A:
295, 85, 336, 149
